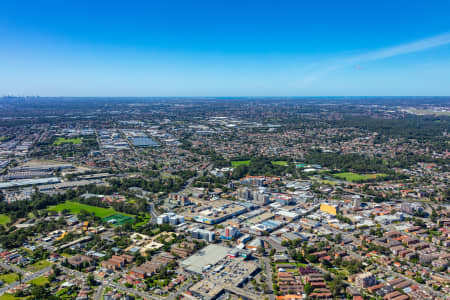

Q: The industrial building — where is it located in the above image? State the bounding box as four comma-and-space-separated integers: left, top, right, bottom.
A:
129, 137, 160, 147
0, 177, 60, 189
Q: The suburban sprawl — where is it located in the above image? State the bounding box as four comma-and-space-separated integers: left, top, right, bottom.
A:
0, 96, 448, 300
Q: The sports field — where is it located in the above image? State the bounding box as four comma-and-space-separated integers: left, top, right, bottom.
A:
333, 172, 387, 182
232, 160, 288, 167
231, 160, 250, 167
53, 137, 82, 145
103, 214, 134, 225
48, 201, 125, 218
271, 161, 288, 166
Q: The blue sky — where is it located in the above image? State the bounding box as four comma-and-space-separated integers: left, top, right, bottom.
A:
1, 0, 450, 96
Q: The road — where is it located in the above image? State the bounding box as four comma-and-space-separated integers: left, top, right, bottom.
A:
166, 278, 194, 300
0, 266, 52, 295
106, 281, 162, 300
261, 257, 276, 300
0, 261, 26, 275
59, 263, 163, 300
224, 286, 260, 300
261, 236, 286, 252
182, 163, 213, 190
149, 202, 159, 224
93, 284, 104, 300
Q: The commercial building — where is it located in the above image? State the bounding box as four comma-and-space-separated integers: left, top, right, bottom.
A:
181, 244, 230, 274
355, 272, 377, 288
223, 226, 238, 239
168, 193, 191, 206
0, 160, 9, 170
400, 202, 423, 215
274, 194, 295, 205
320, 203, 339, 215
237, 187, 270, 205
157, 213, 185, 225
185, 201, 248, 225
239, 175, 280, 187
275, 210, 299, 221
190, 227, 215, 242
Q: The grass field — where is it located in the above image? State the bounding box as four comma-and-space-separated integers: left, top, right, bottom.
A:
231, 160, 250, 167
134, 214, 152, 228
0, 214, 11, 226
271, 161, 288, 166
0, 294, 23, 300
320, 179, 337, 186
232, 160, 288, 167
55, 287, 78, 299
48, 201, 124, 218
26, 260, 52, 272
30, 276, 49, 286
333, 172, 388, 182
53, 137, 82, 146
0, 273, 18, 284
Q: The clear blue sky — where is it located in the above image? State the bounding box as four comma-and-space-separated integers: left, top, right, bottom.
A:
1, 0, 450, 96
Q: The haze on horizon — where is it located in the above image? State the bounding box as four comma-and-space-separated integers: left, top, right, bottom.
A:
1, 0, 450, 97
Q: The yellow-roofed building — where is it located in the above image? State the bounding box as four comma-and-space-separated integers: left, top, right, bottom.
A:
320, 203, 338, 215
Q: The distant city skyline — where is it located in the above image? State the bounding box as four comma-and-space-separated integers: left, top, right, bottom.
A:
1, 0, 450, 96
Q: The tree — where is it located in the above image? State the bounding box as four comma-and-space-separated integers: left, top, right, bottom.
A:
87, 273, 96, 286
335, 233, 342, 243
329, 275, 345, 296
257, 246, 265, 256
304, 283, 313, 296
30, 285, 55, 300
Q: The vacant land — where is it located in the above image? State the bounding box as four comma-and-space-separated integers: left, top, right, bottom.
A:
0, 214, 11, 226
26, 260, 52, 272
333, 172, 387, 182
231, 160, 250, 167
53, 137, 82, 145
48, 201, 127, 218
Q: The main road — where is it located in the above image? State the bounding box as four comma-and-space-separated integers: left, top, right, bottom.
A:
0, 266, 52, 295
